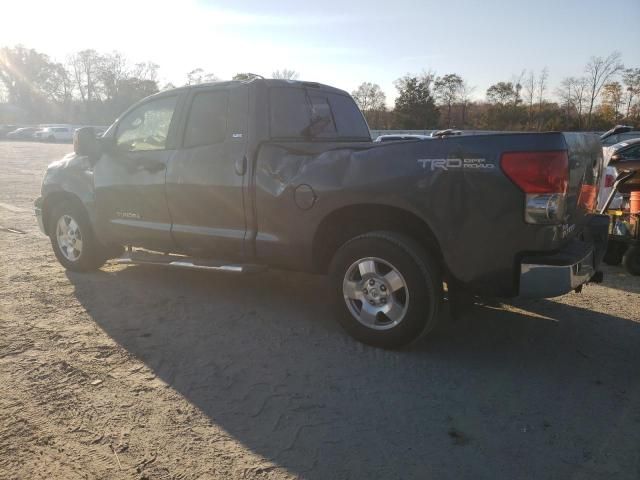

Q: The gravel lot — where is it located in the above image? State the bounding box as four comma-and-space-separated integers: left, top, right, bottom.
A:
1, 141, 639, 480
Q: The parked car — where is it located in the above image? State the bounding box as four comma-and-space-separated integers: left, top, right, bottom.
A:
0, 124, 19, 139
6, 127, 39, 140
35, 79, 608, 348
34, 126, 75, 143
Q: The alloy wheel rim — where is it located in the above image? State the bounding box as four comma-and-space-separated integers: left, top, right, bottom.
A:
56, 214, 83, 262
342, 257, 409, 330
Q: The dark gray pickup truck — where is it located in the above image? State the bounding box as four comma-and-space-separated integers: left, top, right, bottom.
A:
35, 79, 609, 348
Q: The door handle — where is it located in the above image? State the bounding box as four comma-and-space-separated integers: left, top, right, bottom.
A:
235, 155, 247, 176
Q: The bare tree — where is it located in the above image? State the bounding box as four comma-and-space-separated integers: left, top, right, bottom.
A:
98, 51, 128, 103
458, 81, 475, 128
351, 82, 386, 128
68, 49, 104, 120
511, 70, 526, 107
535, 67, 549, 130
272, 69, 299, 80
434, 73, 463, 127
584, 52, 624, 128
556, 77, 574, 126
523, 70, 536, 129
352, 82, 386, 111
622, 68, 640, 120
132, 62, 160, 83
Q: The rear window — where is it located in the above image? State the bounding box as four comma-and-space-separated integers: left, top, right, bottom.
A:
269, 87, 369, 141
327, 93, 371, 139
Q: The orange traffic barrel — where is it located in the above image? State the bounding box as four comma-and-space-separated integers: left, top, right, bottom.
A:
631, 190, 640, 214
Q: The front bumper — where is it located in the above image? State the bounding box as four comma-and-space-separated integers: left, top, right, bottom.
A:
519, 214, 609, 298
34, 197, 46, 235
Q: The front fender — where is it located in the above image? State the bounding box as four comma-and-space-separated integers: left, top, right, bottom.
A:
39, 153, 97, 233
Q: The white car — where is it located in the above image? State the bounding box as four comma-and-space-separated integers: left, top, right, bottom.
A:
34, 126, 75, 143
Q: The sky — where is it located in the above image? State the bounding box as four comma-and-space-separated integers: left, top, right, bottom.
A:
1, 0, 639, 105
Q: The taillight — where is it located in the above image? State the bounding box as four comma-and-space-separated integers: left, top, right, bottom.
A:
604, 174, 615, 188
501, 151, 568, 193
501, 151, 569, 224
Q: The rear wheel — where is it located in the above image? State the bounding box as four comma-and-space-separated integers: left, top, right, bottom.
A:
329, 231, 442, 349
49, 201, 106, 272
603, 240, 625, 266
622, 246, 640, 276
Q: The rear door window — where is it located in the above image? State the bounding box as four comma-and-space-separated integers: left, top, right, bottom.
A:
269, 87, 311, 139
184, 90, 229, 147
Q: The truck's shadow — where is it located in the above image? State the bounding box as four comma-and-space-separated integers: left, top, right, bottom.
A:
66, 266, 640, 479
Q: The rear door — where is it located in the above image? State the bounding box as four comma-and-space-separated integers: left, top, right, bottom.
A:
94, 93, 181, 251
165, 85, 249, 259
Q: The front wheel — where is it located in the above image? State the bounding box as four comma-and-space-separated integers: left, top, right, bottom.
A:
49, 201, 106, 272
329, 231, 442, 349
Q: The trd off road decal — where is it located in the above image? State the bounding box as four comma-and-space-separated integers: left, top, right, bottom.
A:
417, 157, 494, 171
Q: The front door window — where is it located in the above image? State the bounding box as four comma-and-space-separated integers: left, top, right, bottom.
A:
116, 96, 177, 152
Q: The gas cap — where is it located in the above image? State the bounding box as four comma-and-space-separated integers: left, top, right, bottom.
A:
294, 184, 317, 210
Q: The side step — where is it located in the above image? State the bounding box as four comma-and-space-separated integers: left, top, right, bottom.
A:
110, 250, 267, 274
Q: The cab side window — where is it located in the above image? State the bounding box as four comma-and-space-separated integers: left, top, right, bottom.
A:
184, 90, 229, 148
116, 95, 177, 152
269, 87, 370, 141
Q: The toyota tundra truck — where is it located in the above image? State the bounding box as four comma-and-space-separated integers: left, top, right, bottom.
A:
35, 78, 609, 348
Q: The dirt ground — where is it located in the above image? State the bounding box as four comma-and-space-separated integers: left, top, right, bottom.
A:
1, 141, 639, 480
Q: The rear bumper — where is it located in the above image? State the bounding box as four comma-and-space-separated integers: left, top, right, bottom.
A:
518, 214, 609, 298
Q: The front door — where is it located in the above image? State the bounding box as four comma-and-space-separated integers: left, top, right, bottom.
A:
94, 93, 181, 251
165, 85, 248, 259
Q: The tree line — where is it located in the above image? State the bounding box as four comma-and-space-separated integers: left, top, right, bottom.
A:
353, 52, 639, 131
1, 45, 638, 131
0, 45, 300, 125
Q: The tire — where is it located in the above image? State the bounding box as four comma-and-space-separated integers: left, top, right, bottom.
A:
47, 135, 55, 142
48, 201, 106, 272
603, 243, 624, 266
329, 231, 442, 349
622, 246, 640, 276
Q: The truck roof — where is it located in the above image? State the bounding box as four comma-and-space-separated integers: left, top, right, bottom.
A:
155, 78, 349, 98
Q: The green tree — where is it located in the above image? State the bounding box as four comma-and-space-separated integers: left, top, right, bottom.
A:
485, 81, 526, 129
393, 74, 439, 129
486, 82, 519, 105
433, 73, 463, 127
232, 72, 262, 81
601, 82, 624, 123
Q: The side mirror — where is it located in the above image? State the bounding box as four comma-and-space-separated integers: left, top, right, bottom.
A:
73, 127, 100, 158
609, 154, 621, 164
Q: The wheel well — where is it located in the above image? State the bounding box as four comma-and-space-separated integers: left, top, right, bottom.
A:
41, 191, 85, 236
312, 204, 443, 273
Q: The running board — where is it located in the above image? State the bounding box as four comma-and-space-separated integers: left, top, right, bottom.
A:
110, 250, 266, 274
